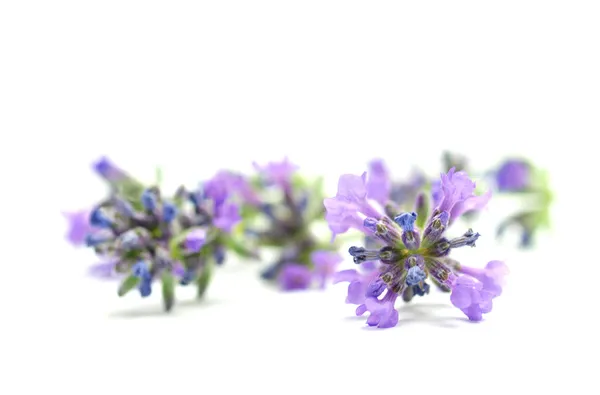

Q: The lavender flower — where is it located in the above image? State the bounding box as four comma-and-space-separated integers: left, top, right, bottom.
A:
246, 158, 342, 290
326, 168, 506, 327
82, 167, 256, 311
495, 160, 531, 192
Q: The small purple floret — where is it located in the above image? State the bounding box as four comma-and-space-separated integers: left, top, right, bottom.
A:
184, 229, 206, 253
278, 263, 313, 291
496, 160, 530, 191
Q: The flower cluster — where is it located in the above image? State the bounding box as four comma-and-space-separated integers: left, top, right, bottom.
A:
325, 168, 508, 328
244, 158, 343, 290
64, 157, 259, 311
64, 156, 342, 308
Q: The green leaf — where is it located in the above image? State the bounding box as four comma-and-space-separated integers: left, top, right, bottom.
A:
222, 234, 259, 259
161, 271, 175, 312
196, 262, 213, 299
117, 275, 140, 297
415, 192, 429, 229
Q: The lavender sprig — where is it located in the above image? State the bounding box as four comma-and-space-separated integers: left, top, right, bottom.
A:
68, 158, 259, 311
243, 158, 343, 291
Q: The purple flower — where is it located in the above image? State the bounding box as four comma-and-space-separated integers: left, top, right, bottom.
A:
278, 263, 312, 291
450, 275, 494, 321
254, 157, 298, 190
495, 160, 531, 191
366, 159, 391, 206
204, 170, 260, 206
323, 172, 381, 240
436, 168, 491, 221
311, 250, 343, 289
92, 156, 128, 182
330, 167, 505, 328
63, 210, 97, 246
184, 229, 206, 253
213, 201, 241, 232
458, 260, 509, 297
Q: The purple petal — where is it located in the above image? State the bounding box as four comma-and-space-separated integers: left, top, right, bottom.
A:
366, 159, 391, 205
450, 190, 492, 219
278, 263, 312, 291
356, 304, 368, 316
88, 261, 120, 280
337, 173, 369, 201
204, 170, 260, 206
346, 281, 368, 304
436, 168, 490, 221
464, 305, 484, 322
254, 158, 299, 189
378, 309, 399, 329
213, 201, 241, 233
63, 210, 95, 246
332, 269, 361, 284
184, 229, 207, 253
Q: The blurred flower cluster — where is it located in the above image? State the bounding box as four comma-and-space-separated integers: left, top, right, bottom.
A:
63, 153, 550, 325
64, 156, 343, 310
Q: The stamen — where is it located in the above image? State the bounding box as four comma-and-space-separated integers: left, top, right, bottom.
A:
449, 228, 480, 248
348, 246, 380, 264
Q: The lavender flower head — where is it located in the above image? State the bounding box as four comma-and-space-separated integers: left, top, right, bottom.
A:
81, 166, 260, 311
246, 158, 343, 291
326, 168, 507, 328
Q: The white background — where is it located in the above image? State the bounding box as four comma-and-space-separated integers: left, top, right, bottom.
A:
0, 1, 597, 394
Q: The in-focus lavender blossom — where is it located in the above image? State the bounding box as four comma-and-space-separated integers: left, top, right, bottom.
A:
326, 168, 506, 328
247, 158, 343, 291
